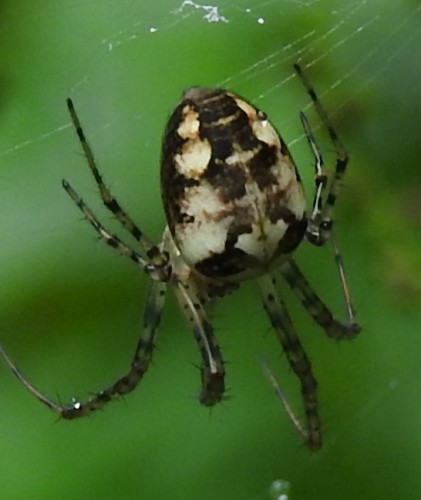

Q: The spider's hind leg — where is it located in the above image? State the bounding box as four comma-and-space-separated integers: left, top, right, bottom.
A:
258, 274, 321, 450
0, 280, 166, 418
174, 280, 225, 407
281, 258, 360, 340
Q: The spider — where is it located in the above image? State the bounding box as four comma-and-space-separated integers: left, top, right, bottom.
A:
0, 64, 360, 450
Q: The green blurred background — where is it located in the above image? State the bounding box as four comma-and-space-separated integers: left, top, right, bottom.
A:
0, 1, 420, 499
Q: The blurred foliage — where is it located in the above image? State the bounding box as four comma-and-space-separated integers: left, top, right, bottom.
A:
0, 1, 420, 499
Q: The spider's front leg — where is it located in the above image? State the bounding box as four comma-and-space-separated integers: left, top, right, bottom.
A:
295, 64, 360, 332
258, 274, 321, 450
294, 63, 348, 247
62, 180, 171, 282
66, 98, 166, 269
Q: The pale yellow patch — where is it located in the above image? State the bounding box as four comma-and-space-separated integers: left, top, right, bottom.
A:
213, 112, 239, 127
233, 97, 257, 120
233, 96, 281, 148
252, 119, 281, 148
174, 138, 211, 178
236, 217, 288, 262
175, 184, 234, 266
177, 106, 200, 139
225, 148, 256, 166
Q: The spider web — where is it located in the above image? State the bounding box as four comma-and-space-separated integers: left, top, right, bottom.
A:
0, 1, 420, 499
1, 1, 419, 161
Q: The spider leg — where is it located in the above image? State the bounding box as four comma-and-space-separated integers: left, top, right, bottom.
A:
294, 63, 348, 246
0, 280, 166, 418
281, 259, 360, 339
299, 111, 326, 239
66, 98, 165, 267
63, 179, 170, 281
257, 355, 308, 440
174, 280, 225, 406
258, 274, 321, 450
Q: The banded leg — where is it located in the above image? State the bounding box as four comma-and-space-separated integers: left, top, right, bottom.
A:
281, 259, 360, 339
66, 98, 166, 267
258, 274, 321, 450
294, 63, 348, 246
63, 179, 171, 281
174, 280, 225, 406
0, 280, 166, 418
299, 111, 326, 241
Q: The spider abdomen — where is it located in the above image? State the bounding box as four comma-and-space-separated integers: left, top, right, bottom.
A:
161, 87, 307, 281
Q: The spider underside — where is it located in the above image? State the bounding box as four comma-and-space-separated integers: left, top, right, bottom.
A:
0, 64, 360, 451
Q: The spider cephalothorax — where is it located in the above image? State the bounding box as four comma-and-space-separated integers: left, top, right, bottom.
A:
0, 64, 360, 450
